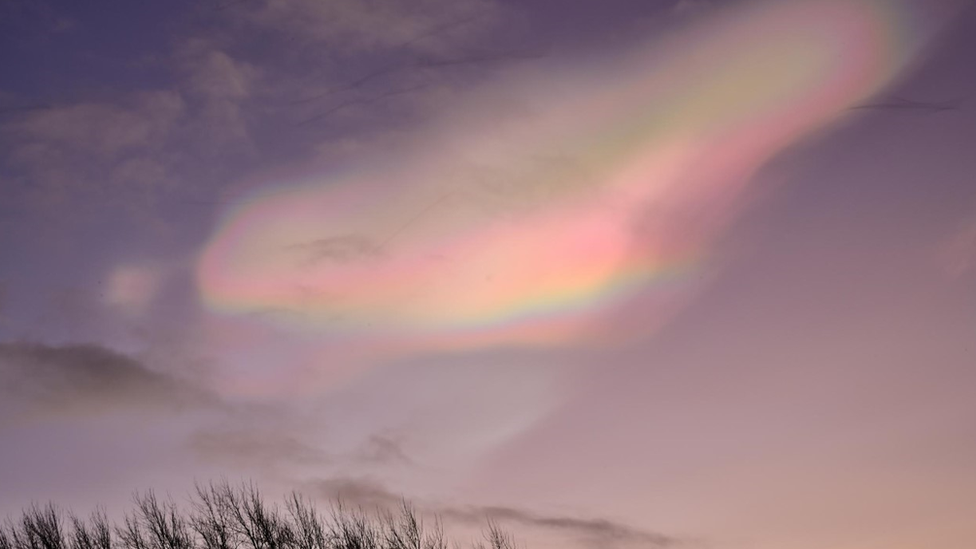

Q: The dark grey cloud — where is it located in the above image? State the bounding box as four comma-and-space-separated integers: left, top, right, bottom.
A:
303, 477, 677, 548
305, 477, 406, 510
187, 415, 416, 483
443, 506, 678, 549
0, 341, 207, 420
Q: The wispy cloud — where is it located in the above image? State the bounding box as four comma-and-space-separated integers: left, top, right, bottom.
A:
5, 92, 183, 160
228, 0, 503, 55
671, 0, 713, 18
354, 434, 413, 466
305, 477, 406, 510
0, 0, 528, 236
940, 216, 976, 278
189, 425, 331, 472
445, 506, 679, 548
303, 476, 678, 548
0, 92, 187, 227
176, 40, 259, 147
289, 235, 385, 266
0, 341, 209, 421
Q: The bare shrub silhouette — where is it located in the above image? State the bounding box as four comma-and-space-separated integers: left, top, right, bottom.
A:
68, 510, 112, 549
0, 484, 518, 549
2, 504, 65, 549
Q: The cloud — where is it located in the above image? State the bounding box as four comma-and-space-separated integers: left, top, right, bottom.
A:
104, 263, 165, 315
232, 0, 502, 55
204, 0, 534, 133
354, 434, 412, 465
0, 0, 526, 234
305, 477, 406, 510
0, 341, 207, 420
188, 426, 330, 472
303, 476, 678, 548
4, 92, 184, 160
289, 235, 384, 265
197, 0, 940, 363
671, 0, 713, 17
186, 413, 415, 482
0, 91, 188, 229
442, 506, 678, 549
182, 47, 255, 102
177, 41, 258, 145
940, 216, 976, 278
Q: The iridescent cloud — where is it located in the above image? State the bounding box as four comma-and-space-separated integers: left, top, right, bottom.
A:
197, 0, 933, 356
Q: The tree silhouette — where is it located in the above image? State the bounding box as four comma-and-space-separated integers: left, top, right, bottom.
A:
0, 483, 518, 549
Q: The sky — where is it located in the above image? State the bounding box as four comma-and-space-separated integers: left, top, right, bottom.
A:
1, 0, 976, 548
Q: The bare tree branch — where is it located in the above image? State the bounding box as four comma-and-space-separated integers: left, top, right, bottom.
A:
3, 484, 523, 549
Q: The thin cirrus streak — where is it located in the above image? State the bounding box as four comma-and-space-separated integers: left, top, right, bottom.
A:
196, 0, 937, 359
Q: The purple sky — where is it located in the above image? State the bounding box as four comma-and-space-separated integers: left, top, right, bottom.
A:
2, 1, 976, 548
